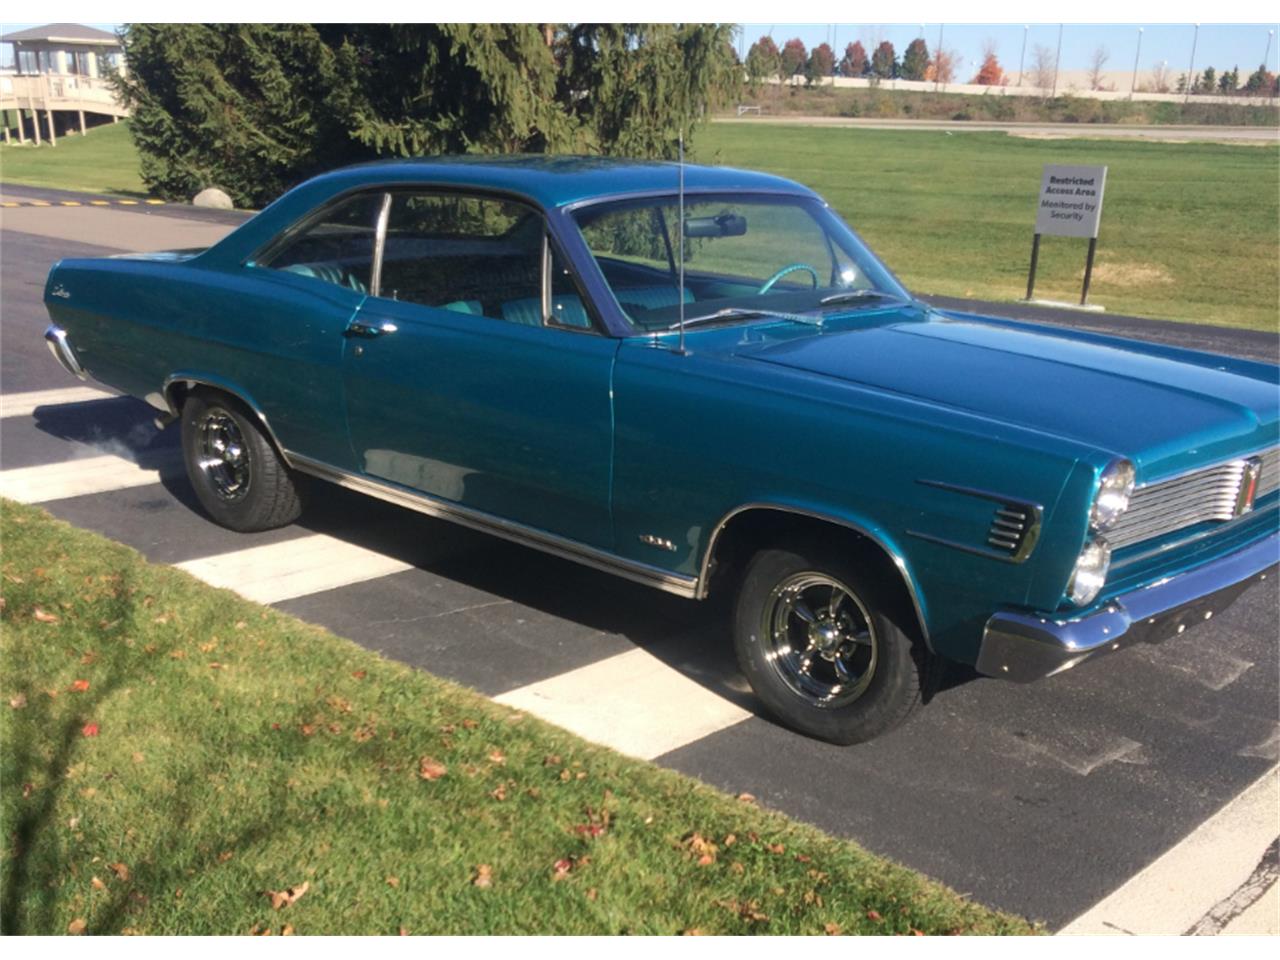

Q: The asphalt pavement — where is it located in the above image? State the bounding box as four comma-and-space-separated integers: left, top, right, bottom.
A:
2, 191, 1277, 931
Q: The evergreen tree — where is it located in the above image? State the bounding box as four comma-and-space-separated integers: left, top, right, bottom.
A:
115, 23, 740, 207
1199, 66, 1216, 93
900, 38, 929, 81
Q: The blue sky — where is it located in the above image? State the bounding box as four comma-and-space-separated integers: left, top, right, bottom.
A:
739, 23, 1279, 78
4, 22, 1277, 79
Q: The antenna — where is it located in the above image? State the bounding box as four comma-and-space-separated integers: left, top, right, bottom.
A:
677, 132, 686, 355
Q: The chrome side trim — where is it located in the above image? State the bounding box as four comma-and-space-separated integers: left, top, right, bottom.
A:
977, 531, 1278, 683
44, 324, 86, 379
697, 503, 932, 649
161, 375, 293, 467
369, 191, 392, 297
286, 453, 699, 599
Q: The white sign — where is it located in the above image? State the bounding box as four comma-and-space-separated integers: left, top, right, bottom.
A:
1034, 164, 1107, 239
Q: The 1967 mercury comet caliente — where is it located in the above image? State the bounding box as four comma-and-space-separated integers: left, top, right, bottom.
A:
43, 156, 1280, 743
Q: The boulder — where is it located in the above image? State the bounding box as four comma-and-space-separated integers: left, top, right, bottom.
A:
192, 187, 234, 210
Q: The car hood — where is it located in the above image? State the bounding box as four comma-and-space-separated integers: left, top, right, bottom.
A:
735, 309, 1279, 479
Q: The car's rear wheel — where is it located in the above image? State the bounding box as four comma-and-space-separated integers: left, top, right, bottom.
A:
180, 390, 302, 532
733, 543, 932, 744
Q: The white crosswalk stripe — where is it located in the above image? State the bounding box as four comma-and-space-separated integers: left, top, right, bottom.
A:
0, 451, 182, 503
0, 386, 116, 419
495, 647, 751, 760
174, 534, 414, 604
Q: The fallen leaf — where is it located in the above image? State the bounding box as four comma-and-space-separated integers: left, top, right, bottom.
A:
109, 862, 130, 882
266, 880, 310, 910
399, 926, 409, 936
867, 910, 883, 922
67, 918, 87, 935
70, 679, 90, 693
9, 693, 27, 709
552, 858, 574, 880
461, 719, 478, 730
586, 888, 598, 901
235, 620, 248, 630
472, 864, 493, 888
824, 922, 842, 935
299, 724, 316, 737
723, 833, 737, 847
351, 670, 366, 679
385, 876, 399, 888
68, 816, 80, 830
683, 929, 705, 936
912, 929, 925, 936
418, 757, 447, 781
21, 782, 33, 799
488, 749, 506, 765
91, 876, 107, 891
33, 608, 60, 624
217, 851, 234, 863
132, 752, 145, 764
544, 754, 562, 766
81, 723, 99, 738
153, 613, 171, 624
737, 792, 756, 804
765, 843, 785, 855
490, 784, 507, 802
281, 924, 295, 936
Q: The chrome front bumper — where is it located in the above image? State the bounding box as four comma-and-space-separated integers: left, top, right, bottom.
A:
977, 532, 1279, 683
45, 324, 86, 379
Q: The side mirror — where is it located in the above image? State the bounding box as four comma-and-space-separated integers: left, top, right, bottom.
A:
683, 213, 747, 238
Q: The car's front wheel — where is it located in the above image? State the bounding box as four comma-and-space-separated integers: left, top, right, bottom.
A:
733, 544, 932, 744
180, 390, 302, 532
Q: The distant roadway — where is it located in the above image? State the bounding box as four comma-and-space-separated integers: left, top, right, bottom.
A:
714, 116, 1280, 142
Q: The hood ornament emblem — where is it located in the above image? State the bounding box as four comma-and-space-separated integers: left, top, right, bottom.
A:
50, 284, 71, 299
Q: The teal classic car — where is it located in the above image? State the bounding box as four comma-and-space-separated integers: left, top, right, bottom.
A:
43, 157, 1279, 743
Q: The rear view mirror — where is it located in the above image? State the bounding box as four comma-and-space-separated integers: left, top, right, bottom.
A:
683, 213, 747, 238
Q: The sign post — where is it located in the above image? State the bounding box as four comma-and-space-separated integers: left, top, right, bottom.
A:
1026, 164, 1107, 306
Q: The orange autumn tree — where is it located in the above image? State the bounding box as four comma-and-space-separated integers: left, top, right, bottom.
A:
971, 46, 1005, 85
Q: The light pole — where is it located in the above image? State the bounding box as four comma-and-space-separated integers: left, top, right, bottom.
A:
1130, 27, 1144, 99
1185, 23, 1199, 102
1051, 23, 1063, 97
934, 23, 944, 91
1265, 29, 1275, 72
1018, 25, 1029, 86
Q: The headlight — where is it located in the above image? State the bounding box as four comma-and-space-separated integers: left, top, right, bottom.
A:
1068, 537, 1112, 606
1091, 459, 1135, 530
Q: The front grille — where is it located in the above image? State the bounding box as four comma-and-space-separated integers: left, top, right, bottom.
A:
1109, 448, 1278, 550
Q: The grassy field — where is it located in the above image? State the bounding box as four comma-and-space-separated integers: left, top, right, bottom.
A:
2, 118, 1275, 331
0, 500, 1036, 936
698, 124, 1279, 331
0, 121, 146, 197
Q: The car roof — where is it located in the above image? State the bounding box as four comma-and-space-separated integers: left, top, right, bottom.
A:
311, 154, 818, 209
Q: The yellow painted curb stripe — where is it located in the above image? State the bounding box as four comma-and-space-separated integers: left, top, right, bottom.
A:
0, 201, 19, 207
144, 199, 165, 205
116, 199, 138, 205
29, 200, 51, 206
60, 200, 81, 206
89, 200, 110, 205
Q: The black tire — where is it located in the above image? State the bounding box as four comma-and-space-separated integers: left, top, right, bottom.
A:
733, 544, 933, 744
180, 390, 302, 532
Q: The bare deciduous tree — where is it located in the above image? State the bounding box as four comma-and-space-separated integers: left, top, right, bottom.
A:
1087, 46, 1110, 90
1149, 60, 1171, 93
1030, 44, 1056, 90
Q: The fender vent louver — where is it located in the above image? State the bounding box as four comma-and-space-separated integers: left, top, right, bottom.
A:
988, 504, 1034, 558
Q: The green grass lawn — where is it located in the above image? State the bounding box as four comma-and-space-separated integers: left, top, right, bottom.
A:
698, 124, 1280, 331
0, 121, 146, 197
0, 499, 1036, 936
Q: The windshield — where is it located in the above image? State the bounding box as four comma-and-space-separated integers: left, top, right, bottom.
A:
572, 194, 908, 331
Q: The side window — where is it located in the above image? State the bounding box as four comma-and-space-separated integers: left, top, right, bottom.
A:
379, 192, 546, 326
261, 192, 384, 293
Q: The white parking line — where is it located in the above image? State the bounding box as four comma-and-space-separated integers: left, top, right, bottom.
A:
0, 386, 116, 419
0, 451, 181, 503
1059, 764, 1280, 935
174, 534, 414, 604
495, 647, 752, 760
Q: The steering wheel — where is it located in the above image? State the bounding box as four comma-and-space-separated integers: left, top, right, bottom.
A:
758, 263, 819, 295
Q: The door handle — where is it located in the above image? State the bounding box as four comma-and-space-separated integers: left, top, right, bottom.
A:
344, 320, 397, 338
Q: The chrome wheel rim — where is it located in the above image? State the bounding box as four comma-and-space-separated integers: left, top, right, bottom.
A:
196, 409, 250, 502
762, 572, 877, 708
